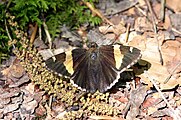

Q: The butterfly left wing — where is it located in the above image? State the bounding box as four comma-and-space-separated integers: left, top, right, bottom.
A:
45, 48, 87, 77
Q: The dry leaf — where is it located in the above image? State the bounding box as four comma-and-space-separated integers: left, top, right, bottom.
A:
147, 107, 157, 115
25, 83, 35, 95
99, 23, 126, 35
128, 35, 181, 90
166, 0, 181, 13
142, 97, 157, 108
35, 104, 46, 116
134, 17, 153, 33
3, 103, 20, 114
21, 100, 38, 114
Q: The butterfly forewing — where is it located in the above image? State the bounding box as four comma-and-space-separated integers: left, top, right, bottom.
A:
114, 44, 141, 71
45, 52, 71, 76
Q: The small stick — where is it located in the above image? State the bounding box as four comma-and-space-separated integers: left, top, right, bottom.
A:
30, 23, 38, 44
43, 21, 52, 49
49, 95, 53, 109
145, 0, 158, 32
135, 5, 147, 17
145, 0, 163, 65
164, 61, 181, 84
160, 0, 166, 21
39, 26, 42, 41
5, 19, 16, 49
82, 1, 113, 26
156, 35, 164, 65
172, 28, 181, 35
125, 23, 131, 43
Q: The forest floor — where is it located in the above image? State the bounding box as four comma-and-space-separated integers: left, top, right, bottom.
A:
0, 0, 181, 119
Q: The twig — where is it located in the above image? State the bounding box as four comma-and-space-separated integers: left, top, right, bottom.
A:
145, 0, 163, 65
135, 5, 147, 17
82, 0, 113, 26
125, 23, 131, 43
30, 23, 38, 44
160, 0, 166, 21
39, 25, 42, 41
145, 0, 158, 32
5, 0, 15, 49
172, 28, 181, 35
43, 21, 52, 49
164, 61, 181, 84
122, 101, 131, 118
5, 19, 15, 49
5, 0, 12, 12
144, 71, 181, 120
49, 95, 53, 109
155, 35, 164, 65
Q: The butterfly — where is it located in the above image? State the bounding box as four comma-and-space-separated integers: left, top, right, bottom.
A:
45, 42, 141, 93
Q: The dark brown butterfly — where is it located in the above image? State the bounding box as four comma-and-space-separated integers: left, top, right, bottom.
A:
45, 42, 141, 93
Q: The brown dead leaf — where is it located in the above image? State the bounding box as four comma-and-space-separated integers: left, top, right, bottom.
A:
33, 91, 45, 103
0, 98, 11, 105
142, 92, 167, 110
129, 35, 181, 90
21, 100, 38, 114
160, 79, 181, 90
116, 96, 129, 103
147, 107, 157, 115
167, 58, 181, 74
10, 63, 24, 79
1, 58, 26, 88
25, 83, 35, 95
0, 88, 20, 99
3, 103, 20, 114
166, 0, 181, 13
9, 75, 29, 88
109, 16, 122, 25
35, 104, 46, 116
162, 116, 174, 120
170, 14, 181, 35
1, 67, 10, 76
126, 85, 147, 119
142, 97, 157, 108
99, 22, 126, 36
163, 13, 171, 29
45, 103, 55, 120
134, 17, 153, 33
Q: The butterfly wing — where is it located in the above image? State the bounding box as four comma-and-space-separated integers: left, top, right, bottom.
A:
45, 48, 87, 77
100, 44, 141, 91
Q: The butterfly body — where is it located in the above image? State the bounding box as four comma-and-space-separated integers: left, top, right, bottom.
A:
45, 42, 141, 93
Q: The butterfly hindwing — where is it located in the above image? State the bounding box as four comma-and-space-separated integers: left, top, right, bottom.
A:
113, 44, 141, 71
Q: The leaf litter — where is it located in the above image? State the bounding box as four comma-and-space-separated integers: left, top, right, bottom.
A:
1, 0, 181, 119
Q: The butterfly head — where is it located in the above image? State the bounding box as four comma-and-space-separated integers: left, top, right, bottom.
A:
87, 42, 99, 61
87, 42, 98, 49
